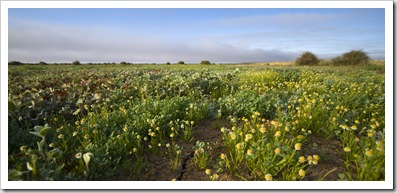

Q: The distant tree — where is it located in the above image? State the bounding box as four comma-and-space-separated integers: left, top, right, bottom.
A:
177, 61, 185, 65
72, 60, 81, 65
38, 61, 47, 65
166, 62, 171, 65
120, 61, 128, 65
295, 51, 320, 66
8, 61, 23, 65
332, 49, 370, 66
200, 60, 211, 65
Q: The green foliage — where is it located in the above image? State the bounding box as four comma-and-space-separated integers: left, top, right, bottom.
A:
8, 64, 385, 181
177, 61, 185, 64
295, 51, 320, 66
200, 60, 211, 65
332, 50, 370, 66
72, 60, 81, 65
8, 61, 23, 65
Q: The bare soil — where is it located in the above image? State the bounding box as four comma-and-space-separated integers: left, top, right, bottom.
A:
110, 119, 346, 181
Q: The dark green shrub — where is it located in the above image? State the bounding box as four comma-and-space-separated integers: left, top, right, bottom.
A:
177, 61, 185, 65
72, 60, 81, 65
200, 60, 211, 65
332, 50, 370, 66
318, 59, 332, 66
8, 61, 23, 65
295, 51, 320, 66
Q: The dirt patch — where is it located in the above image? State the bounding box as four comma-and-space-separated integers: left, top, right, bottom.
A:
111, 119, 346, 181
302, 134, 346, 181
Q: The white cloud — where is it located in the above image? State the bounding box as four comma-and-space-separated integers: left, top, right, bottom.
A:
218, 12, 342, 27
8, 19, 300, 63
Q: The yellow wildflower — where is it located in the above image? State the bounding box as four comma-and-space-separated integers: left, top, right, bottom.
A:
299, 156, 305, 163
274, 148, 281, 155
365, 149, 373, 157
265, 174, 272, 181
299, 169, 305, 177
247, 149, 253, 156
295, 143, 302, 150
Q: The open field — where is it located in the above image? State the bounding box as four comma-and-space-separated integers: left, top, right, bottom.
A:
8, 63, 385, 181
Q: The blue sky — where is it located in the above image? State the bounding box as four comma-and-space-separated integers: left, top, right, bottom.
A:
8, 8, 385, 63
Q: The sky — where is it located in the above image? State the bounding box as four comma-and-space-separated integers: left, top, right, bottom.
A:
8, 8, 385, 63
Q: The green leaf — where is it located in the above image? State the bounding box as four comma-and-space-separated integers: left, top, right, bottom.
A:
48, 148, 62, 159
9, 169, 23, 180
33, 125, 44, 133
38, 139, 45, 151
29, 131, 43, 138
8, 101, 16, 111
39, 126, 51, 137
26, 162, 33, 171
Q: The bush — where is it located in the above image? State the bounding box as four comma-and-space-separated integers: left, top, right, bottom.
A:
295, 51, 320, 66
332, 50, 370, 66
8, 61, 23, 65
200, 60, 211, 65
177, 61, 185, 65
318, 59, 332, 66
72, 60, 81, 65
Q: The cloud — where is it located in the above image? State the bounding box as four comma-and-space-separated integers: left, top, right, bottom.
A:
218, 12, 342, 27
8, 19, 300, 63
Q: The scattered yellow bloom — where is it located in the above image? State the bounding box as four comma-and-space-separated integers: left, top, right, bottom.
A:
299, 169, 305, 177
230, 132, 236, 140
313, 155, 319, 161
343, 147, 351, 152
365, 149, 373, 157
245, 134, 253, 141
247, 149, 253, 156
260, 126, 266, 133
220, 153, 225, 160
205, 169, 211, 175
274, 131, 281, 137
265, 174, 272, 181
299, 156, 305, 163
236, 143, 241, 150
274, 148, 281, 155
295, 143, 302, 151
